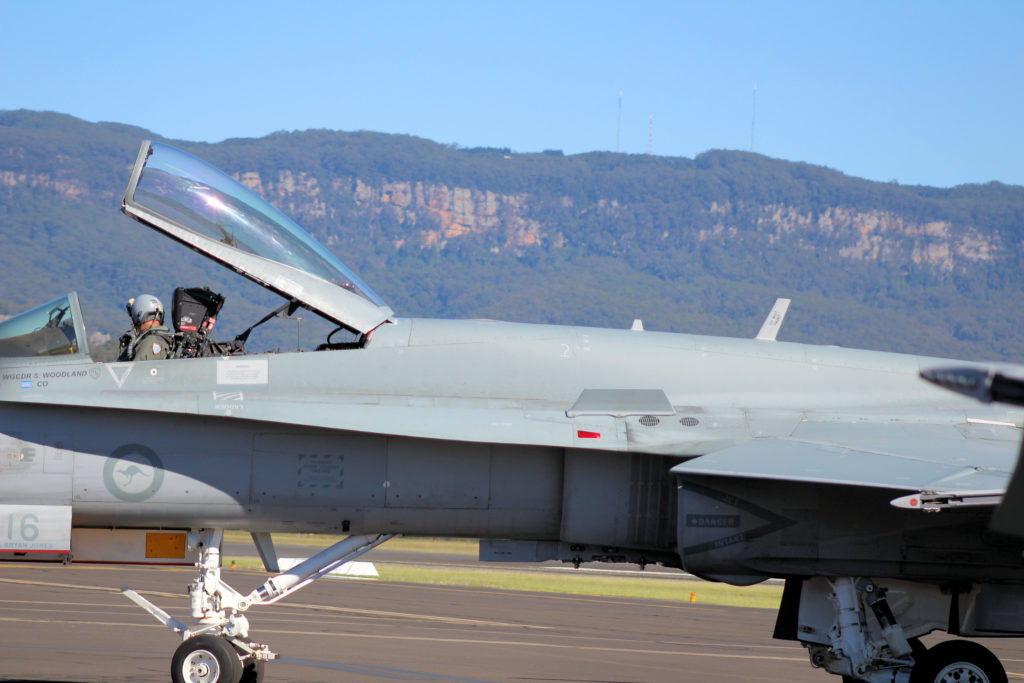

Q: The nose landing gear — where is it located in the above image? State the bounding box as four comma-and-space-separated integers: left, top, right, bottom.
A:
125, 529, 392, 683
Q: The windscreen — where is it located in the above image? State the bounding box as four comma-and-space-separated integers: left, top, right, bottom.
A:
0, 294, 81, 357
132, 143, 386, 307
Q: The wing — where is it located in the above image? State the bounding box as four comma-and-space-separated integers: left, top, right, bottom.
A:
671, 420, 1021, 512
920, 363, 1024, 533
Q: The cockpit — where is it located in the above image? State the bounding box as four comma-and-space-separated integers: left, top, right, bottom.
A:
1, 141, 394, 360
0, 293, 90, 358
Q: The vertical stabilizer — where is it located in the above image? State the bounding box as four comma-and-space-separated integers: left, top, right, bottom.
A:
755, 298, 791, 341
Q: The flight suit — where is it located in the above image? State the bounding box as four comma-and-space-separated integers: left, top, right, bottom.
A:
130, 325, 175, 360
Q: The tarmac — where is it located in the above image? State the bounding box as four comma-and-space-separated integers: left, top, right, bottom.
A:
1, 562, 1023, 683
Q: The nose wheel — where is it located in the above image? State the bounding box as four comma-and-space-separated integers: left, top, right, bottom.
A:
171, 635, 242, 683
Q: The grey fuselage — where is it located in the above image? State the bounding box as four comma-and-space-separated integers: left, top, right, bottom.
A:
1, 317, 1021, 583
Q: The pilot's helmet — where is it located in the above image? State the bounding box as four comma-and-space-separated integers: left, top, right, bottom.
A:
128, 294, 164, 327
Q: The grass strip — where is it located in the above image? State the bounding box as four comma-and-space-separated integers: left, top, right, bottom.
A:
378, 564, 783, 608
223, 555, 782, 609
222, 531, 479, 556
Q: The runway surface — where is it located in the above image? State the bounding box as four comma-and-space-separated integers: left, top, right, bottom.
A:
2, 563, 1024, 682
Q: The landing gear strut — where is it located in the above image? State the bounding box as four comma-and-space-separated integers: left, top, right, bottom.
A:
799, 577, 1007, 683
814, 577, 915, 681
124, 529, 392, 683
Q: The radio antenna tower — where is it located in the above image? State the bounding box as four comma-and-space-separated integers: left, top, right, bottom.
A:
647, 114, 653, 155
616, 91, 622, 153
750, 81, 757, 152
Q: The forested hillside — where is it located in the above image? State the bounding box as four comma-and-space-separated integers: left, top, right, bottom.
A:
2, 110, 1023, 360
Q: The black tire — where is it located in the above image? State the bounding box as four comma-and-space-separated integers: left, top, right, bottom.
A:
909, 640, 1007, 683
171, 635, 243, 683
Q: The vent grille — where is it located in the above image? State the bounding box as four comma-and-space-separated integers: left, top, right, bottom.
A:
639, 415, 660, 427
628, 454, 683, 549
680, 416, 700, 427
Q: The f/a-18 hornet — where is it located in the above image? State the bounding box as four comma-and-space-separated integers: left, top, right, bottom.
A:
1, 140, 1023, 683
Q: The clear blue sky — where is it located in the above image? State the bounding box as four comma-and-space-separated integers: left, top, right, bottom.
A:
2, 0, 1021, 188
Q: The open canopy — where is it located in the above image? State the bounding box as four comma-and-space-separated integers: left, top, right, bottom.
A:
121, 141, 393, 335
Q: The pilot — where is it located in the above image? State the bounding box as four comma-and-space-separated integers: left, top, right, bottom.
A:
118, 294, 175, 361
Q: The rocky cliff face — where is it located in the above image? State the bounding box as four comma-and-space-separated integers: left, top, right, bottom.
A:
0, 168, 98, 200
0, 154, 1001, 274
231, 169, 1000, 271
749, 203, 999, 270
0, 120, 1003, 275
235, 171, 546, 251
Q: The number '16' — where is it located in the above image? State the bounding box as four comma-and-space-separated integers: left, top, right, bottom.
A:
6, 513, 39, 541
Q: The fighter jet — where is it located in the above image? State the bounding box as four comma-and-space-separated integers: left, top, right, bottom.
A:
1, 140, 1022, 683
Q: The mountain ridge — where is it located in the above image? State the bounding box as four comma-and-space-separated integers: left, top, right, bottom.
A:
1, 110, 1022, 361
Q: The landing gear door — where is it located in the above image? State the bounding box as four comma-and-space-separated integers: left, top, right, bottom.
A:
0, 504, 71, 555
